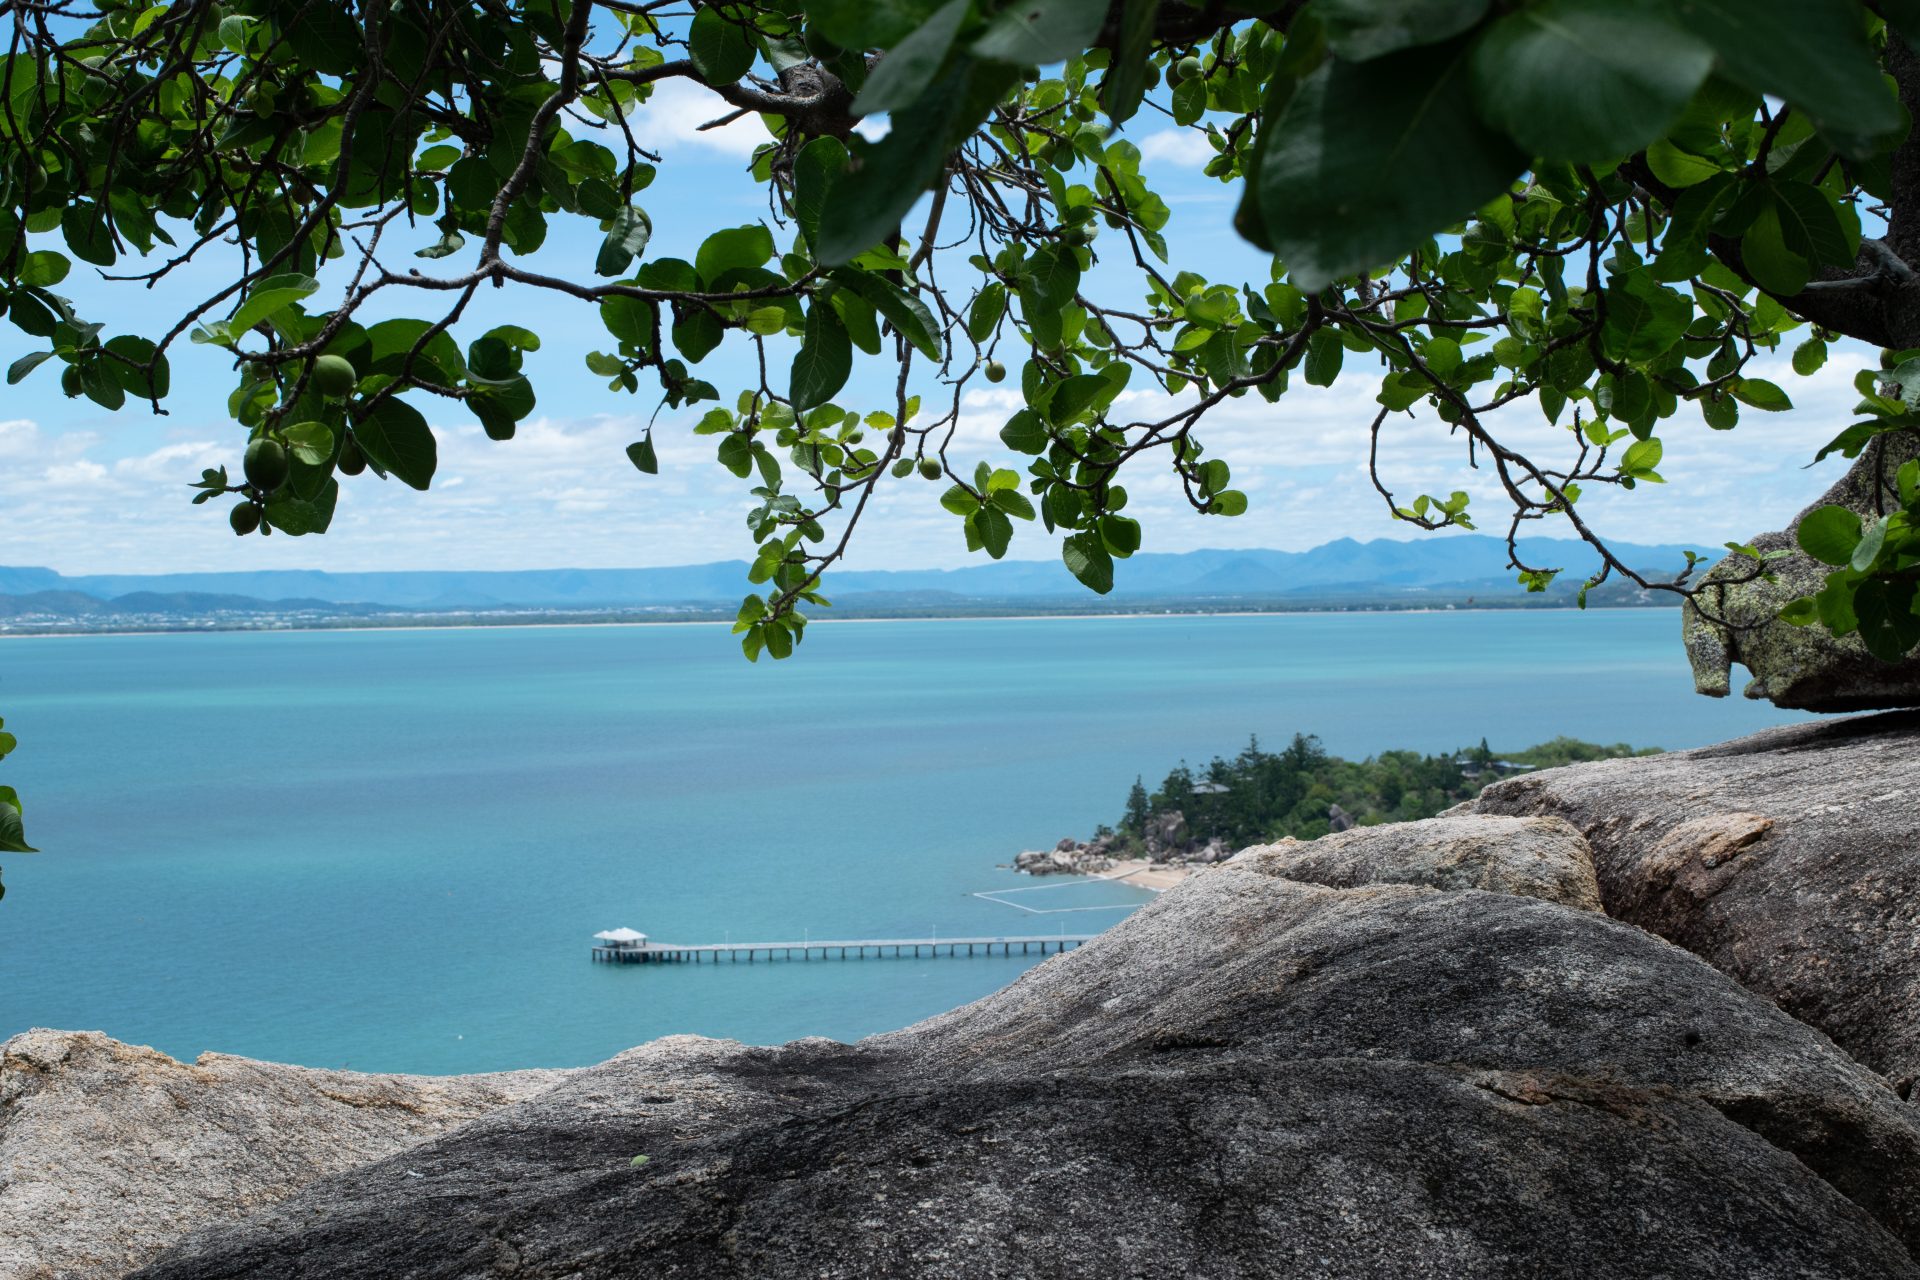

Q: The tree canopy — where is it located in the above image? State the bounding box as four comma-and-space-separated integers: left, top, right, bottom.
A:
8, 0, 1920, 874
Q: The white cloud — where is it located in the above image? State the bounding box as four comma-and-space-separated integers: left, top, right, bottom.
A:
1134, 129, 1214, 168
632, 79, 773, 158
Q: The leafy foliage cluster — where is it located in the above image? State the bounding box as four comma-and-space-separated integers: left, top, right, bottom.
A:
1107, 732, 1656, 849
7, 1, 1920, 890
0, 717, 33, 901
5, 0, 1920, 663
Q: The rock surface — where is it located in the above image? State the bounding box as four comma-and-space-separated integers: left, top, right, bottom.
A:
1474, 710, 1920, 1096
1238, 812, 1604, 912
1684, 433, 1920, 711
127, 815, 1920, 1279
0, 1029, 568, 1280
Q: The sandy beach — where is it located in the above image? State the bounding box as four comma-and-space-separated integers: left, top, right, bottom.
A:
1099, 859, 1191, 891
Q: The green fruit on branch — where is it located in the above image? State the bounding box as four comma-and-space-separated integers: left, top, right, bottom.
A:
337, 435, 367, 476
243, 437, 289, 492
229, 502, 262, 535
311, 354, 357, 398
985, 360, 1007, 383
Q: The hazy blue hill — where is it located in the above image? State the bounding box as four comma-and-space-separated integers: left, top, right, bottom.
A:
0, 536, 1709, 616
0, 567, 69, 596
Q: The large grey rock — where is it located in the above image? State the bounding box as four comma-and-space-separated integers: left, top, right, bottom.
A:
132, 831, 1920, 1279
0, 1029, 568, 1280
1474, 710, 1920, 1095
1685, 432, 1920, 711
1237, 812, 1603, 912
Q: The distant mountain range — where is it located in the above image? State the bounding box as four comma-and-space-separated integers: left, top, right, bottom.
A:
0, 537, 1711, 629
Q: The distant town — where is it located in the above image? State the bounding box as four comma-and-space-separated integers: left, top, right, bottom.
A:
0, 536, 1703, 637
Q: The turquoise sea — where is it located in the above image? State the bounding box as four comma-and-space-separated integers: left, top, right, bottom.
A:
0, 611, 1804, 1075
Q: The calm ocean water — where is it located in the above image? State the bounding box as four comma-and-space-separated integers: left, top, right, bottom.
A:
0, 611, 1804, 1075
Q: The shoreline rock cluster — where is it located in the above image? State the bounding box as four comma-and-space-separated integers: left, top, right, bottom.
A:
5, 712, 1918, 1278
1011, 810, 1239, 877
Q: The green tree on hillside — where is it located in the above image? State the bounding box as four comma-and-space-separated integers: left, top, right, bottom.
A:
1122, 776, 1151, 834
1113, 732, 1654, 847
8, 1, 1920, 888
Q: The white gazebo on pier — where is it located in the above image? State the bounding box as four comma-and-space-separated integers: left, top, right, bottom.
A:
592, 927, 648, 953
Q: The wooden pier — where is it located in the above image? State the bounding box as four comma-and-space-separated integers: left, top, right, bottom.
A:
591, 935, 1096, 965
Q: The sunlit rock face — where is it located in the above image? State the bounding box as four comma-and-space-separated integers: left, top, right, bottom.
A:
107, 793, 1920, 1280
1685, 433, 1920, 711
1474, 710, 1920, 1096
0, 1030, 570, 1280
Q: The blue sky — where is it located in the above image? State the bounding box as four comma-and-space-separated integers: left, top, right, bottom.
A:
1, 77, 1868, 577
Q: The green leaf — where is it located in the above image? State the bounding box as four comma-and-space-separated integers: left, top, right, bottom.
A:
1796, 504, 1862, 567
971, 0, 1108, 66
1316, 0, 1488, 60
793, 137, 848, 249
264, 478, 339, 536
17, 250, 69, 288
1792, 338, 1829, 377
1645, 139, 1722, 189
1100, 0, 1162, 124
1170, 78, 1207, 128
601, 295, 655, 348
1305, 328, 1344, 386
1601, 272, 1691, 363
1000, 408, 1049, 453
1046, 372, 1120, 425
1850, 517, 1887, 573
673, 308, 725, 363
969, 283, 1007, 342
1768, 182, 1854, 271
285, 2, 360, 75
1099, 513, 1142, 557
1739, 201, 1810, 296
61, 202, 115, 267
596, 207, 653, 277
469, 377, 535, 441
1731, 378, 1793, 412
855, 0, 969, 115
627, 436, 659, 474
990, 487, 1036, 520
789, 301, 852, 411
228, 274, 320, 335
1854, 579, 1920, 662
352, 398, 437, 490
415, 228, 466, 260
1620, 437, 1664, 479
808, 0, 948, 50
0, 792, 35, 855
103, 335, 163, 401
1256, 40, 1525, 291
6, 350, 52, 385
1674, 0, 1901, 152
817, 63, 971, 266
1470, 0, 1712, 164
833, 270, 943, 360
1062, 531, 1114, 594
282, 421, 335, 465
972, 505, 1014, 558
695, 224, 775, 284
689, 7, 756, 83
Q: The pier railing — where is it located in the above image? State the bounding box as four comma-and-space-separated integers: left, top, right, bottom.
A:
591, 935, 1094, 965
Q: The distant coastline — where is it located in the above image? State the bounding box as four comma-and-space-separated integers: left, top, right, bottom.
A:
0, 596, 1684, 640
